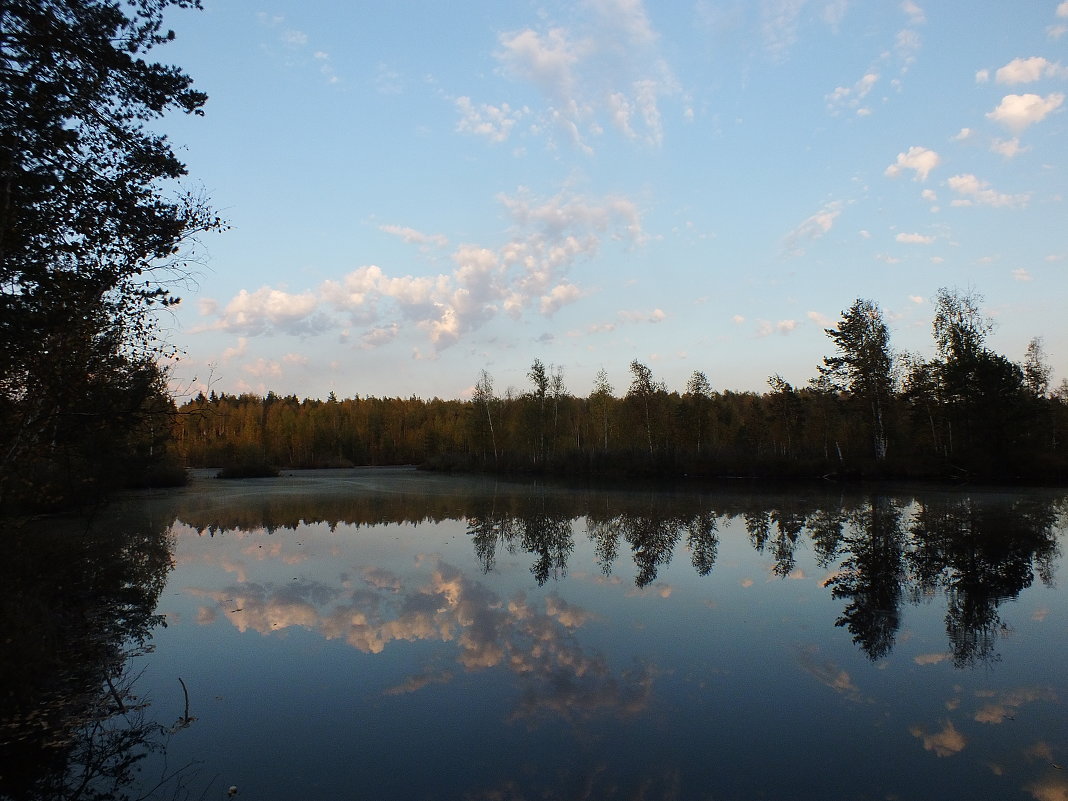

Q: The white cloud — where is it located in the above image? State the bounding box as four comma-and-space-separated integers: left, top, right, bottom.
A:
822, 0, 849, 28
257, 13, 339, 85
885, 146, 940, 181
776, 319, 798, 334
1012, 268, 1033, 282
806, 311, 833, 327
243, 358, 283, 378
1050, 6, 1068, 38
221, 337, 248, 362
784, 200, 843, 254
732, 314, 746, 325
896, 232, 935, 244
901, 1, 926, 25
455, 97, 527, 143
493, 4, 676, 151
361, 323, 400, 348
826, 72, 879, 115
908, 295, 924, 304
995, 57, 1068, 84
618, 307, 667, 324
760, 0, 808, 61
540, 283, 584, 314
921, 189, 938, 201
379, 225, 449, 249
986, 93, 1065, 132
894, 28, 922, 65
207, 287, 324, 336
951, 127, 973, 141
200, 189, 644, 352
947, 173, 1030, 208
991, 137, 1029, 158
975, 69, 990, 83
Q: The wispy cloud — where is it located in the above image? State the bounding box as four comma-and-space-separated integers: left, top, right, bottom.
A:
784, 200, 843, 255
896, 232, 935, 244
490, 0, 677, 151
257, 13, 340, 85
455, 97, 528, 143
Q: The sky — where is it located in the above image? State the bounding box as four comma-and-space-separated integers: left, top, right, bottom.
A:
156, 0, 1068, 402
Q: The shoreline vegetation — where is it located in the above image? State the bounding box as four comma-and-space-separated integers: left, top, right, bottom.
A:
173, 291, 1068, 490
0, 0, 1064, 511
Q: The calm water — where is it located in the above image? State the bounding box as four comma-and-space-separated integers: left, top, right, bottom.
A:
3, 468, 1068, 801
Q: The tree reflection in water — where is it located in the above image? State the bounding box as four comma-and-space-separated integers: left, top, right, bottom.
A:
457, 483, 1064, 663
170, 474, 1066, 666
0, 511, 192, 801
907, 494, 1061, 667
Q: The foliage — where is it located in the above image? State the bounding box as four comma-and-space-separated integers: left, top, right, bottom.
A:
0, 0, 222, 512
171, 288, 1068, 484
818, 298, 894, 461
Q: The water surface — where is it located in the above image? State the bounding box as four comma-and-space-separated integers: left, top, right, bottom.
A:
4, 468, 1067, 801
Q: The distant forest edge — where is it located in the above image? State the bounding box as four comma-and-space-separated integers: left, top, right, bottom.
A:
174, 290, 1068, 486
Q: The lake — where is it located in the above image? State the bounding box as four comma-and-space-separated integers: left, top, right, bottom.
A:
2, 468, 1067, 801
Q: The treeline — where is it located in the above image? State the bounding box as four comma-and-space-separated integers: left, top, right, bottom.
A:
175, 289, 1068, 483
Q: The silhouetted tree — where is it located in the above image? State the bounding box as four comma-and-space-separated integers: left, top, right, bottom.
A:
819, 298, 894, 462
0, 0, 222, 509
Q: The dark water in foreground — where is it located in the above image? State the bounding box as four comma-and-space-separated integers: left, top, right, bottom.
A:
3, 468, 1068, 801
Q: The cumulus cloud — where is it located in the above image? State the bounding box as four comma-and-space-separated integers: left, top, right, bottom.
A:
1012, 268, 1033, 282
885, 146, 940, 181
1052, 3, 1068, 38
947, 173, 1030, 208
995, 57, 1068, 84
199, 189, 644, 352
201, 287, 326, 337
991, 137, 1029, 158
986, 93, 1065, 132
540, 283, 584, 314
806, 310, 832, 327
755, 319, 798, 337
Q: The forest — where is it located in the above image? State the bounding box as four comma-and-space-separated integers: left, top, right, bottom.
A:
2, 1, 1066, 514
173, 289, 1068, 485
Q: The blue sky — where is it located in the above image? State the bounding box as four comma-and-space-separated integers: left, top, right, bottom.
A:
159, 1, 1068, 401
